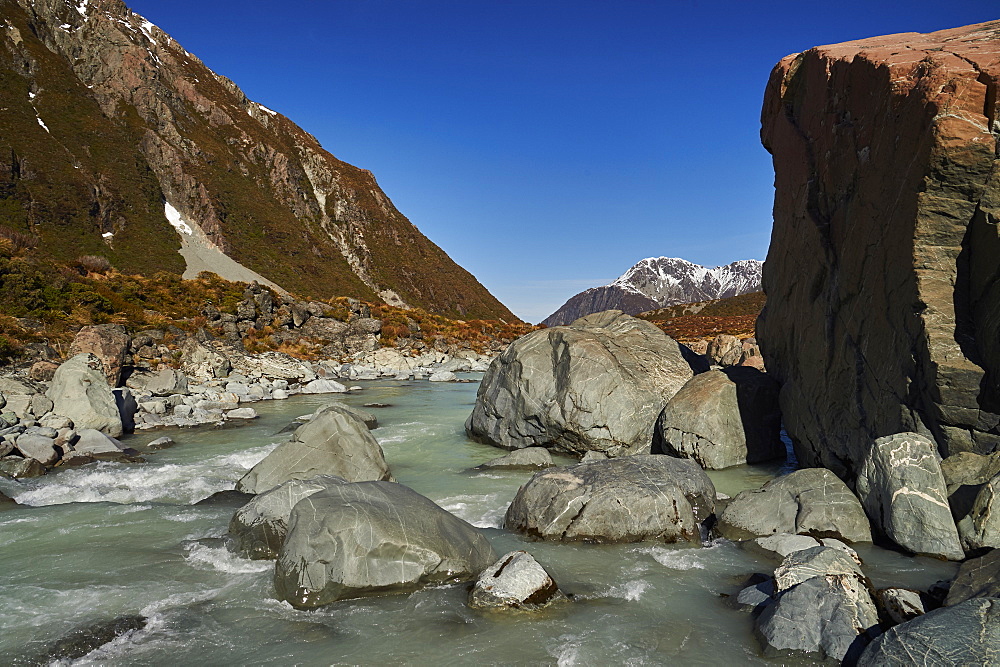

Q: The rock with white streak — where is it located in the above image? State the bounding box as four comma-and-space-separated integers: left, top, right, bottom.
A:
300, 379, 347, 394
855, 433, 963, 560
468, 550, 566, 610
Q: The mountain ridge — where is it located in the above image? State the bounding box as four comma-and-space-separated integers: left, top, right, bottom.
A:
542, 257, 762, 326
0, 0, 516, 321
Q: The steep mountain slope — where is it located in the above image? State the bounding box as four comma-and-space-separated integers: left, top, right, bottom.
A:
542, 257, 762, 326
0, 0, 516, 321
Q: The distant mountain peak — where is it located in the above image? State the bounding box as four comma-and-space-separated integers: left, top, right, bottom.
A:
542, 257, 762, 327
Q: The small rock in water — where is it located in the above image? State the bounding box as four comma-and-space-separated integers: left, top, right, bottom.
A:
876, 588, 925, 625
476, 447, 553, 470
363, 403, 393, 409
468, 550, 567, 611
195, 489, 254, 507
147, 436, 175, 450
36, 615, 147, 663
226, 407, 258, 420
0, 455, 45, 478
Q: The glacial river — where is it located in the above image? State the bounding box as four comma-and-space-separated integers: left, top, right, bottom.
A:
0, 377, 958, 665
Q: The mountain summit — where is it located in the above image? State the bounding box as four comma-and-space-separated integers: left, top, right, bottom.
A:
0, 0, 515, 320
542, 257, 762, 326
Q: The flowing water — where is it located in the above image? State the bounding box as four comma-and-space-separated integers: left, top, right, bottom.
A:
0, 378, 958, 665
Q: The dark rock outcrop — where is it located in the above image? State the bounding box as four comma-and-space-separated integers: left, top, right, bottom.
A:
944, 548, 1000, 606
758, 23, 1000, 475
467, 311, 704, 457
274, 481, 496, 608
504, 455, 715, 543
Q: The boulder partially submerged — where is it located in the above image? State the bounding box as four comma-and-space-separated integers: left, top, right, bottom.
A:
468, 550, 566, 611
274, 481, 496, 607
467, 311, 704, 457
717, 468, 872, 544
504, 455, 715, 543
237, 404, 391, 494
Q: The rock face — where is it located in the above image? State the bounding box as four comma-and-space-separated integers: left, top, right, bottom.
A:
855, 433, 963, 560
944, 548, 1000, 606
468, 551, 566, 611
758, 22, 1000, 475
504, 455, 715, 543
274, 482, 496, 608
859, 598, 1000, 666
0, 0, 515, 320
652, 367, 782, 469
46, 354, 123, 438
467, 311, 704, 457
717, 468, 872, 543
229, 475, 346, 560
958, 473, 1000, 550
543, 257, 762, 327
236, 404, 391, 494
68, 325, 130, 387
755, 546, 880, 662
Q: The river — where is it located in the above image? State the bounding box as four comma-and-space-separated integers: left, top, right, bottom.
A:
0, 377, 958, 665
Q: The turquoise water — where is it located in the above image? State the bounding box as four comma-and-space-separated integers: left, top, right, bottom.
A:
0, 379, 957, 665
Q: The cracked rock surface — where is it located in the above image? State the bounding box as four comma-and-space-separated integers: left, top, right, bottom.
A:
758, 21, 1000, 476
717, 468, 872, 543
859, 598, 1000, 666
856, 433, 963, 560
503, 455, 715, 543
755, 546, 880, 663
466, 311, 705, 457
468, 550, 566, 611
275, 481, 496, 608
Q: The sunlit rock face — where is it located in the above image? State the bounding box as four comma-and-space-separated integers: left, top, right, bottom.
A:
758, 21, 1000, 477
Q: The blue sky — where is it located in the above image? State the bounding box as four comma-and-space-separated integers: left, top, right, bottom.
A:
129, 0, 997, 323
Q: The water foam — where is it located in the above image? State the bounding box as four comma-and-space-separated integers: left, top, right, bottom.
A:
639, 546, 707, 570
434, 492, 508, 528
183, 543, 271, 574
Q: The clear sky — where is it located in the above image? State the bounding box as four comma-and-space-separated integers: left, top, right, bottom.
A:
128, 0, 997, 323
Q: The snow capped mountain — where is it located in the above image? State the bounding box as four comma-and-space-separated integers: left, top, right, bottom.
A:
542, 257, 762, 326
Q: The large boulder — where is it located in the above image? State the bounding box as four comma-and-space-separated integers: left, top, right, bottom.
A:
652, 367, 783, 469
179, 339, 231, 379
757, 23, 1000, 476
717, 468, 872, 543
504, 455, 715, 543
46, 354, 123, 438
467, 311, 705, 457
856, 433, 963, 560
944, 549, 1000, 606
69, 324, 130, 386
755, 546, 880, 662
858, 598, 1000, 666
274, 481, 496, 608
236, 404, 391, 494
475, 447, 553, 470
229, 475, 346, 559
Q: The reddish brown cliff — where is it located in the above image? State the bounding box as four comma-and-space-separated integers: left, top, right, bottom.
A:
758, 21, 1000, 477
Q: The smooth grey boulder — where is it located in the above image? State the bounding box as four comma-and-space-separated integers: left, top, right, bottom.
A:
467, 311, 705, 457
225, 407, 258, 420
944, 548, 1000, 606
755, 546, 879, 662
468, 550, 566, 611
428, 371, 457, 382
144, 369, 189, 397
858, 598, 1000, 666
652, 367, 783, 469
504, 455, 715, 543
237, 404, 391, 494
14, 433, 59, 465
72, 429, 125, 456
275, 481, 496, 608
476, 447, 553, 470
46, 354, 123, 438
958, 473, 1000, 551
326, 402, 377, 429
717, 468, 872, 543
229, 475, 347, 559
300, 378, 347, 394
876, 588, 925, 625
746, 533, 862, 564
856, 433, 963, 560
